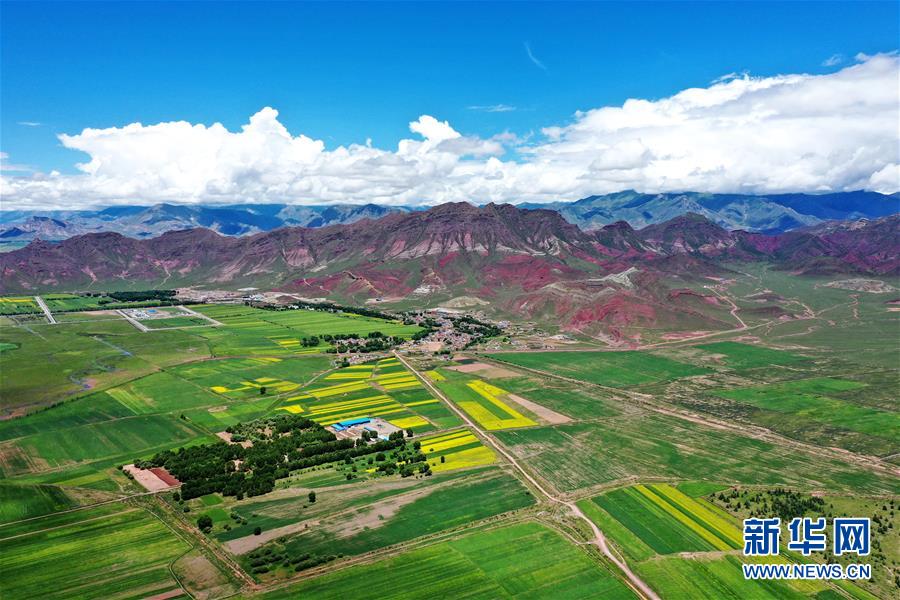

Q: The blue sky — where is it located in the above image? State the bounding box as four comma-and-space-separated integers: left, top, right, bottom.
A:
1, 1, 898, 208
3, 1, 897, 173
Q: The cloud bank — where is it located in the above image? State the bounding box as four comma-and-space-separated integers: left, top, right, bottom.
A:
2, 53, 898, 210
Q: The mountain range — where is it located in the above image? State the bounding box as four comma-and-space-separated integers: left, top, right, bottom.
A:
522, 190, 899, 233
0, 203, 405, 241
2, 203, 897, 343
1, 190, 896, 242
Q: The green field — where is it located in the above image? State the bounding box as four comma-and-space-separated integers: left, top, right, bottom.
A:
579, 484, 870, 600
142, 315, 215, 329
238, 468, 534, 571
0, 414, 212, 477
430, 368, 539, 429
495, 415, 900, 495
0, 295, 40, 315
257, 521, 636, 599
484, 374, 621, 420
191, 304, 422, 356
696, 341, 806, 369
0, 503, 191, 599
579, 484, 741, 560
485, 350, 709, 388
0, 482, 77, 524
636, 555, 819, 600
715, 378, 899, 438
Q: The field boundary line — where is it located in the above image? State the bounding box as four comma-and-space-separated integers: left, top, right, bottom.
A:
0, 506, 141, 542
393, 351, 661, 600
474, 354, 900, 481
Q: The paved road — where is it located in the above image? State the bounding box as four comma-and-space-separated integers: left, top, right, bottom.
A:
117, 308, 150, 332
393, 351, 661, 600
34, 295, 56, 324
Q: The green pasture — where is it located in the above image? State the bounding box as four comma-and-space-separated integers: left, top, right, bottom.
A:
190, 304, 421, 356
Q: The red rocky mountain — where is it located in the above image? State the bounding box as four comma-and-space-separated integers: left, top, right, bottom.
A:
1, 204, 896, 339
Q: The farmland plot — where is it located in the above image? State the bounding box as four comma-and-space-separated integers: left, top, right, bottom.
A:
257, 521, 636, 599
0, 503, 191, 599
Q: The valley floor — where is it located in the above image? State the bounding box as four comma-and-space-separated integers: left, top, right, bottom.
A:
0, 272, 897, 599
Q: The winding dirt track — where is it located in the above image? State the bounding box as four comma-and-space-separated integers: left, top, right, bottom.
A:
393, 351, 661, 600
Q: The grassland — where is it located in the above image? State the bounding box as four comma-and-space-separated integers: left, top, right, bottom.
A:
714, 377, 900, 454
0, 503, 191, 599
257, 521, 636, 599
486, 350, 709, 388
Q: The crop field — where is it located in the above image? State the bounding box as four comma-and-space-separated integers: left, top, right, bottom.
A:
419, 429, 496, 472
495, 414, 900, 495
190, 304, 421, 356
141, 315, 215, 329
715, 377, 899, 439
272, 358, 453, 430
486, 350, 709, 388
579, 484, 741, 559
636, 555, 831, 600
40, 293, 108, 312
0, 482, 76, 523
580, 484, 869, 599
0, 414, 212, 477
171, 355, 332, 400
259, 521, 636, 599
271, 468, 535, 565
0, 295, 39, 315
695, 341, 807, 369
485, 374, 622, 420
431, 369, 538, 429
0, 503, 192, 599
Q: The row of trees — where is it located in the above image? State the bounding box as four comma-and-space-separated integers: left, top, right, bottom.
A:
139, 415, 408, 500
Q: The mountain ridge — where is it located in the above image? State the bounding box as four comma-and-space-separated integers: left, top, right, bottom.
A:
2, 190, 896, 242
3, 204, 896, 344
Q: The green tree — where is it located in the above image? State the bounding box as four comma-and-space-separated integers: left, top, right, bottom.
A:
197, 515, 213, 533
308, 491, 316, 503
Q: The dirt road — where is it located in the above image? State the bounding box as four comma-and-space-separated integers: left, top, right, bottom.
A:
393, 351, 661, 600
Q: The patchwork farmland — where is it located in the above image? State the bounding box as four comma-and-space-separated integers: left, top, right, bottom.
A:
578, 483, 879, 599
1, 271, 898, 600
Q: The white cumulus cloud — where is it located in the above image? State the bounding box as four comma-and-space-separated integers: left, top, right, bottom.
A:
1, 52, 898, 210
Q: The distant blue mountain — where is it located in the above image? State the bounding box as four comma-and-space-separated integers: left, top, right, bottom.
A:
522, 190, 899, 233
1, 191, 897, 241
